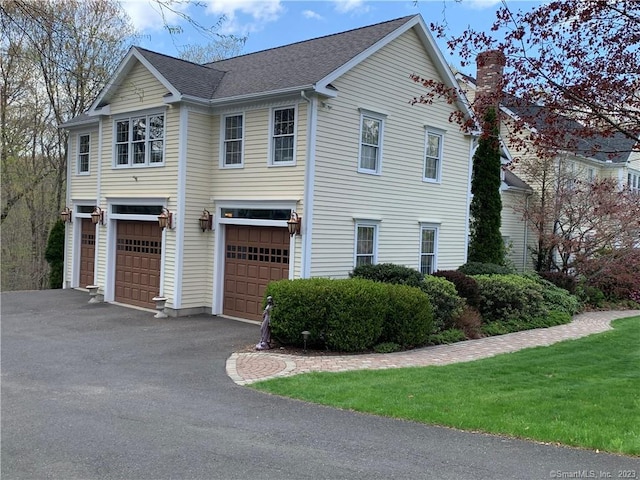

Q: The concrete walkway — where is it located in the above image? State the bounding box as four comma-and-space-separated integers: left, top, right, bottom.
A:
227, 310, 640, 385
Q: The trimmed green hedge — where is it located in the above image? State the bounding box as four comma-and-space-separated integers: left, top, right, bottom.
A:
265, 278, 433, 352
350, 262, 424, 287
420, 275, 465, 331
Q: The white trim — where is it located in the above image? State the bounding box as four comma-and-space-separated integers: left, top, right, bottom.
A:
358, 111, 385, 175
301, 94, 317, 278
173, 105, 189, 309
63, 134, 72, 288
76, 132, 91, 175
69, 202, 97, 288
219, 111, 245, 169
353, 220, 380, 267
268, 104, 298, 166
95, 119, 103, 287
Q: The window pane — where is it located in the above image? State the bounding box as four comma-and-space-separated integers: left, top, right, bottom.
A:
422, 229, 435, 253
79, 135, 90, 154
225, 140, 242, 165
356, 256, 373, 267
150, 140, 163, 163
361, 118, 380, 145
132, 117, 146, 142
360, 145, 378, 171
225, 115, 242, 140
116, 144, 128, 165
420, 255, 433, 275
133, 142, 145, 163
424, 157, 438, 179
116, 121, 129, 143
426, 134, 440, 157
148, 115, 163, 139
274, 108, 294, 135
274, 136, 294, 163
357, 226, 374, 255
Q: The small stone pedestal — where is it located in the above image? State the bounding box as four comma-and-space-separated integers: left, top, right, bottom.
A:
152, 296, 168, 318
87, 285, 100, 304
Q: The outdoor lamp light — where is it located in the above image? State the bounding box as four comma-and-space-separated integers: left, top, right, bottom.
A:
287, 211, 301, 236
301, 330, 310, 354
198, 209, 212, 232
91, 207, 104, 225
158, 207, 172, 229
60, 207, 72, 223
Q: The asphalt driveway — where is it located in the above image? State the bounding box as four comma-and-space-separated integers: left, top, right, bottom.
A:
2, 289, 637, 479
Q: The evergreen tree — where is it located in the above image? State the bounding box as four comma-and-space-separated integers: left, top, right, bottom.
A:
45, 220, 65, 289
468, 107, 504, 265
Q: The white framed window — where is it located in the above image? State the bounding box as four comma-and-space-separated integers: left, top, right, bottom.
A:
354, 221, 379, 267
114, 112, 165, 167
419, 224, 439, 274
270, 106, 296, 165
358, 111, 384, 174
221, 113, 244, 167
423, 128, 444, 182
77, 133, 90, 174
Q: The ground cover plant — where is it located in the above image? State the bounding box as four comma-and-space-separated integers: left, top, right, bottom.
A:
252, 316, 640, 456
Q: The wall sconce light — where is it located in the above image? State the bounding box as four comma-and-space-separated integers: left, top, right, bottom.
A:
91, 206, 104, 225
287, 211, 301, 236
198, 209, 213, 232
158, 207, 173, 230
60, 207, 72, 223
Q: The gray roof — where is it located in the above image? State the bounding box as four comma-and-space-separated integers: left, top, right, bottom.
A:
503, 168, 532, 191
203, 15, 416, 99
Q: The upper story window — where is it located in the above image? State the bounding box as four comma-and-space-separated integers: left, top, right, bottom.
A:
419, 224, 439, 274
354, 221, 379, 267
114, 113, 164, 167
424, 129, 444, 182
358, 111, 385, 174
222, 113, 244, 167
77, 133, 90, 174
270, 106, 296, 165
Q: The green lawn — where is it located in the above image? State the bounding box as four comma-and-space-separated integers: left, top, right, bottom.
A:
252, 316, 640, 456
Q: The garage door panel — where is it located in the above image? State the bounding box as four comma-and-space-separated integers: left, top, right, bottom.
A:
224, 225, 289, 321
115, 220, 162, 309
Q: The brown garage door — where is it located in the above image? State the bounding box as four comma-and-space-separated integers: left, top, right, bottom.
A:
224, 225, 289, 321
115, 220, 162, 309
79, 218, 95, 288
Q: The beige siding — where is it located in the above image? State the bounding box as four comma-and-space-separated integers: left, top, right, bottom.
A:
501, 190, 534, 272
311, 28, 472, 277
180, 110, 215, 309
68, 128, 99, 199
109, 61, 170, 115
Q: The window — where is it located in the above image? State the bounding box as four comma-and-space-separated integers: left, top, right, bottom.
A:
271, 107, 295, 164
222, 114, 243, 167
114, 113, 164, 167
424, 129, 443, 182
78, 134, 90, 174
419, 225, 438, 274
355, 222, 378, 267
587, 168, 595, 182
359, 113, 384, 174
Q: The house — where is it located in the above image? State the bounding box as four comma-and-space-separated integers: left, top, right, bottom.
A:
60, 14, 477, 321
457, 53, 640, 271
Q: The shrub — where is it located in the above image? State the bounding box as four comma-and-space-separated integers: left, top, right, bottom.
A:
453, 305, 484, 339
266, 278, 433, 353
420, 275, 465, 331
539, 271, 577, 294
473, 274, 546, 322
350, 263, 424, 287
381, 283, 434, 348
521, 272, 580, 316
434, 270, 480, 307
428, 328, 466, 345
45, 220, 65, 289
573, 248, 640, 303
458, 261, 515, 275
482, 310, 571, 336
373, 342, 401, 353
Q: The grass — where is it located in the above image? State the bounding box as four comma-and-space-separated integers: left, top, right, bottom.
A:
251, 316, 640, 456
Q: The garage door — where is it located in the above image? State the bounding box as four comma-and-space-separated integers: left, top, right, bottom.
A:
79, 218, 95, 288
115, 220, 162, 309
224, 225, 289, 321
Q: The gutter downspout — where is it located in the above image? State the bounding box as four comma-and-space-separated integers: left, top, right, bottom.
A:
300, 90, 317, 278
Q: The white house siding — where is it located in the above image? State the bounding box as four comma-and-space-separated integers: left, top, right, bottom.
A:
91, 64, 181, 306
310, 28, 472, 277
501, 189, 534, 272
180, 109, 215, 310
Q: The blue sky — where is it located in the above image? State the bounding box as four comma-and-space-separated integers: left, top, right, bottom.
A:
122, 0, 542, 75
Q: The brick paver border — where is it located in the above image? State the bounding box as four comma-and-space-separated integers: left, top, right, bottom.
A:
226, 310, 640, 385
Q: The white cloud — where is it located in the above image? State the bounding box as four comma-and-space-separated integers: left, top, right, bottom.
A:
121, 0, 186, 32
302, 9, 323, 20
465, 0, 502, 10
332, 0, 370, 15
204, 0, 284, 34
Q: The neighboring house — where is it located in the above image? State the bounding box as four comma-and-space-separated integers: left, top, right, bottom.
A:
457, 58, 640, 272
60, 15, 476, 320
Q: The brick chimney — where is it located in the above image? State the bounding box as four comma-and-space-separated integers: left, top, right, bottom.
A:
475, 50, 506, 115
